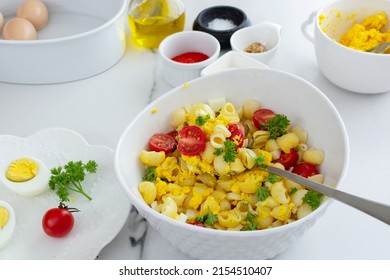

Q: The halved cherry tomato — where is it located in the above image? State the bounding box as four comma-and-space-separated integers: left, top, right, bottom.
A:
292, 162, 319, 178
167, 130, 178, 140
177, 125, 206, 156
42, 203, 78, 238
149, 133, 176, 153
227, 123, 245, 149
274, 149, 299, 170
187, 221, 206, 227
252, 108, 275, 130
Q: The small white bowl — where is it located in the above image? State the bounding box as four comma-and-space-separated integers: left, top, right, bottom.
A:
158, 31, 220, 87
230, 22, 281, 64
201, 50, 268, 76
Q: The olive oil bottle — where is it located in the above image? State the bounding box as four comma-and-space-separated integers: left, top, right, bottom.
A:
128, 0, 185, 49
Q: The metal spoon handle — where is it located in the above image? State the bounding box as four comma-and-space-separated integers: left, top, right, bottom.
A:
265, 165, 390, 226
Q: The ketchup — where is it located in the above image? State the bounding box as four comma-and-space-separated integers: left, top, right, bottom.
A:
172, 52, 209, 63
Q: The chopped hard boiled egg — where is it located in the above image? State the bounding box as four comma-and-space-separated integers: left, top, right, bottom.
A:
0, 200, 16, 250
0, 157, 50, 196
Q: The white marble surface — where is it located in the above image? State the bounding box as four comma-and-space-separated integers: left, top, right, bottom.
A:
1, 0, 390, 259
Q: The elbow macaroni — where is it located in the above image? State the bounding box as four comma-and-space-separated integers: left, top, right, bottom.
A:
138, 98, 326, 231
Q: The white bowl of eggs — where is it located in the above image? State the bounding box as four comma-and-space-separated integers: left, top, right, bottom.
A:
115, 68, 350, 259
0, 0, 128, 84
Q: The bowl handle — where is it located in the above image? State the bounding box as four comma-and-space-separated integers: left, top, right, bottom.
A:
301, 11, 317, 44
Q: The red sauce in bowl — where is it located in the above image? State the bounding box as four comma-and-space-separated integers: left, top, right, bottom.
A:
172, 52, 209, 63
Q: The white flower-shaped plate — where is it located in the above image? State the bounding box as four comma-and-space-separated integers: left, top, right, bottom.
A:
0, 127, 131, 259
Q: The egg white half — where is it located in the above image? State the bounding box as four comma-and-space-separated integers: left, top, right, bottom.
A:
0, 156, 50, 196
0, 200, 16, 250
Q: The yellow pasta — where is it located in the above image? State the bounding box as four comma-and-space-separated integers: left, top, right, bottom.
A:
276, 132, 299, 153
137, 98, 326, 231
138, 181, 157, 204
242, 99, 261, 119
140, 150, 166, 166
219, 102, 240, 124
170, 107, 186, 127
302, 148, 325, 165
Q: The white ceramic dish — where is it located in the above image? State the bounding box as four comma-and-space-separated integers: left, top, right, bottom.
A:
0, 0, 128, 84
159, 30, 220, 87
0, 127, 130, 260
302, 0, 390, 94
200, 50, 268, 76
115, 68, 349, 259
230, 22, 281, 64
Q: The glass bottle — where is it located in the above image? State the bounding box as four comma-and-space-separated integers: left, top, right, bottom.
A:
128, 0, 185, 49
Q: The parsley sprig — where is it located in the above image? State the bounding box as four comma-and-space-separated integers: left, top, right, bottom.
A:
214, 140, 238, 163
49, 160, 98, 202
243, 211, 259, 231
262, 114, 290, 139
255, 186, 270, 202
195, 114, 210, 126
143, 166, 157, 182
303, 190, 323, 210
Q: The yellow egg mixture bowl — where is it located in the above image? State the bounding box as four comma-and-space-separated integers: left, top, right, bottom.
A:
302, 0, 390, 94
115, 68, 349, 259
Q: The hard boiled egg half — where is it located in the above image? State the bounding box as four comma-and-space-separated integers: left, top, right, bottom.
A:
0, 200, 16, 250
0, 157, 50, 196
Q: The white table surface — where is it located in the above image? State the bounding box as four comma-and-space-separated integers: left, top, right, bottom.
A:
1, 0, 390, 260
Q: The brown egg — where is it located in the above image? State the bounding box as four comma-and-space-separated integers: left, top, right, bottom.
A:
2, 17, 37, 40
17, 0, 49, 30
0, 12, 4, 32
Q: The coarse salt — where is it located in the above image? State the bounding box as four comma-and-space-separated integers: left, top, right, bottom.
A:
208, 18, 237, 30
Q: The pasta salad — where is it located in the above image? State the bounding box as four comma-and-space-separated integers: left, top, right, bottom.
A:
138, 97, 325, 231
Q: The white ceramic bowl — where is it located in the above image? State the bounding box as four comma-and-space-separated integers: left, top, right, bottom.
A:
230, 22, 281, 64
158, 30, 220, 87
0, 0, 127, 84
302, 0, 390, 94
115, 68, 349, 259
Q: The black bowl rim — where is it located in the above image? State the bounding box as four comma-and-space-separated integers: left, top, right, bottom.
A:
193, 5, 249, 34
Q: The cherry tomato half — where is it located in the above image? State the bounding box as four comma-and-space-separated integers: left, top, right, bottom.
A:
227, 123, 245, 149
252, 109, 275, 130
187, 221, 206, 227
291, 162, 319, 178
274, 149, 299, 170
177, 125, 206, 156
42, 204, 77, 238
149, 133, 177, 154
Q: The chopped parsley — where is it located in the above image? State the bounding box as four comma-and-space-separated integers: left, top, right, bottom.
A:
254, 155, 268, 169
143, 167, 157, 182
195, 114, 210, 126
195, 209, 218, 226
303, 190, 323, 210
264, 173, 280, 184
264, 114, 290, 139
256, 186, 270, 202
290, 187, 298, 195
213, 140, 238, 163
243, 211, 259, 231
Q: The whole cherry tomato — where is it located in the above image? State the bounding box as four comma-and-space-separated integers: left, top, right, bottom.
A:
42, 203, 79, 238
